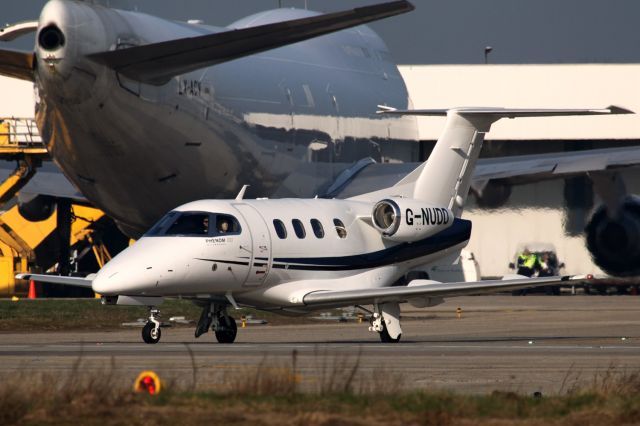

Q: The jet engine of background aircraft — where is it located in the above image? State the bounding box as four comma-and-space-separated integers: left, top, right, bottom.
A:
17, 193, 56, 222
371, 198, 453, 242
585, 197, 640, 277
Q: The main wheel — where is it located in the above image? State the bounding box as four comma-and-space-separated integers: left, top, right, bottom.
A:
142, 322, 161, 344
215, 316, 237, 344
379, 323, 401, 343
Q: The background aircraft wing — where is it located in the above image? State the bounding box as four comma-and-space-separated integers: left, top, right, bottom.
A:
88, 1, 414, 85
0, 48, 34, 81
0, 21, 38, 42
303, 275, 582, 308
16, 273, 93, 288
327, 145, 640, 199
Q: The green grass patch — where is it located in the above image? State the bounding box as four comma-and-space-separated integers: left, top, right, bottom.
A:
0, 299, 296, 331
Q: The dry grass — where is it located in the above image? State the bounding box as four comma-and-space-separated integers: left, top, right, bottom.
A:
2, 357, 640, 426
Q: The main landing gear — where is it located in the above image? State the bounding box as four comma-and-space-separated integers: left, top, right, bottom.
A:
368, 302, 402, 343
195, 303, 237, 344
142, 307, 162, 344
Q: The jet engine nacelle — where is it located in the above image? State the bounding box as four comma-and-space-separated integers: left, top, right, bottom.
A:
371, 198, 453, 242
18, 194, 56, 222
585, 197, 640, 276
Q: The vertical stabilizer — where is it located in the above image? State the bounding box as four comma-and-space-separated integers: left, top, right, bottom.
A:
411, 111, 490, 215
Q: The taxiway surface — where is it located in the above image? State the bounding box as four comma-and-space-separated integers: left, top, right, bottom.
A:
1, 296, 639, 394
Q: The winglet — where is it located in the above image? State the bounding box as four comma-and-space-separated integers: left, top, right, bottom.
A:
607, 105, 634, 115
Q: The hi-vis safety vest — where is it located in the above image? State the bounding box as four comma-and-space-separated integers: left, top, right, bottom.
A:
519, 253, 537, 269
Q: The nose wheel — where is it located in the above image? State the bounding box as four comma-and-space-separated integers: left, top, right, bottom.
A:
142, 307, 162, 344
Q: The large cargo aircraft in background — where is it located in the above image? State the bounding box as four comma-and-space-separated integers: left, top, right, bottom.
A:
1, 0, 640, 276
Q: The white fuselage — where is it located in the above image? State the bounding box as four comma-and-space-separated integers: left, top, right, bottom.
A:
92, 198, 471, 311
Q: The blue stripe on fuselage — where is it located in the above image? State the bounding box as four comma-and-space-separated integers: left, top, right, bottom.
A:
273, 218, 472, 271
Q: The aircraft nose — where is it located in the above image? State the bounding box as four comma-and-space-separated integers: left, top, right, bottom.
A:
92, 264, 140, 295
91, 238, 182, 296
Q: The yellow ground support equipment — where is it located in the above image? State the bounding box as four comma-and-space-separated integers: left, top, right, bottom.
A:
0, 118, 109, 296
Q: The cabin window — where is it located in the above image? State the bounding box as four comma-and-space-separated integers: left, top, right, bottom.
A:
333, 218, 347, 239
310, 219, 324, 238
292, 219, 306, 239
273, 219, 287, 239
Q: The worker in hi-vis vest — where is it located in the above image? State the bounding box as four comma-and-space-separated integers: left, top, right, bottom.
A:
517, 248, 539, 278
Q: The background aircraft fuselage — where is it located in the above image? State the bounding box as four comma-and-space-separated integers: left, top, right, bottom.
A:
34, 1, 419, 237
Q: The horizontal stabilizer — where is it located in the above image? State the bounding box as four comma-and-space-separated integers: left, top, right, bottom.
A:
376, 105, 634, 117
88, 1, 414, 85
303, 275, 582, 308
0, 48, 35, 81
16, 273, 94, 288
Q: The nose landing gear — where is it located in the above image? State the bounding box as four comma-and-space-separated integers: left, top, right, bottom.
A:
142, 307, 161, 344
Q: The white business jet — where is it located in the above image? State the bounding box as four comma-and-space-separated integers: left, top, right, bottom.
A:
19, 106, 626, 343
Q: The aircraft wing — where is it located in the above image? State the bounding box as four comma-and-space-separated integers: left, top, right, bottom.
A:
88, 1, 413, 85
303, 275, 582, 308
329, 145, 640, 199
16, 273, 93, 288
0, 21, 38, 42
473, 145, 640, 182
0, 48, 34, 82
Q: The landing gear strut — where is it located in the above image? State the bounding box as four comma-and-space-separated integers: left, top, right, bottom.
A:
369, 303, 402, 343
195, 303, 238, 344
142, 307, 161, 344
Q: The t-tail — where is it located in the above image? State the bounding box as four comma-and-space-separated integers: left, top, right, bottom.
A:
372, 105, 632, 216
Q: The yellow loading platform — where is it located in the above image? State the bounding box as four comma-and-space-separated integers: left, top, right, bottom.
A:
0, 118, 109, 297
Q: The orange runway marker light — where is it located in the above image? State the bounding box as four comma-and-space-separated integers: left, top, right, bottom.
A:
456, 307, 462, 319
133, 371, 162, 395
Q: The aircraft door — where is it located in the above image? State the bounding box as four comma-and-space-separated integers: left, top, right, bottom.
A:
232, 203, 272, 286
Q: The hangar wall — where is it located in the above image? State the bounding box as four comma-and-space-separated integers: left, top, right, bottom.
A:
0, 77, 34, 118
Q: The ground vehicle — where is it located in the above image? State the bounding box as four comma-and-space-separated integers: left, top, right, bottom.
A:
509, 243, 565, 295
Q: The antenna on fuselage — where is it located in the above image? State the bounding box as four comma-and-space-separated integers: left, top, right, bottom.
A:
235, 185, 250, 201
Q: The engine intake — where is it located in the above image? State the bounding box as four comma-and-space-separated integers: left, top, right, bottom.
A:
585, 198, 640, 276
372, 198, 453, 242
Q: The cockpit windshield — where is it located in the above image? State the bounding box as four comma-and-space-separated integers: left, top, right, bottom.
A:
145, 211, 241, 237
